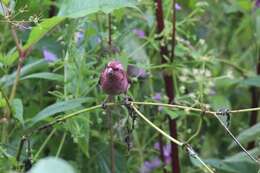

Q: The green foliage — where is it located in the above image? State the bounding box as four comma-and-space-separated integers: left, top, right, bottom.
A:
58, 0, 138, 18
229, 123, 260, 149
11, 98, 24, 125
31, 98, 91, 125
0, 0, 260, 173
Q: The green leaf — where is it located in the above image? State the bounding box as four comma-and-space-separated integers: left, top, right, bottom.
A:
229, 123, 260, 149
30, 98, 92, 125
0, 60, 48, 87
21, 72, 64, 82
28, 157, 75, 173
162, 108, 183, 119
0, 52, 18, 66
225, 148, 260, 162
239, 76, 260, 87
23, 16, 65, 50
203, 158, 258, 173
0, 92, 6, 108
65, 115, 90, 157
11, 99, 24, 125
209, 95, 231, 111
58, 0, 138, 18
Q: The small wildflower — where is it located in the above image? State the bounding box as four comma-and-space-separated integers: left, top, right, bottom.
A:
133, 29, 145, 38
256, 0, 260, 8
152, 93, 161, 101
43, 49, 57, 62
175, 3, 182, 10
74, 31, 84, 44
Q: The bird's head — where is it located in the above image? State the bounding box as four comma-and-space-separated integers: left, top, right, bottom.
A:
105, 60, 125, 78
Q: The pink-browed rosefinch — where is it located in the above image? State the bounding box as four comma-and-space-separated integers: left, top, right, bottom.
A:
99, 60, 129, 96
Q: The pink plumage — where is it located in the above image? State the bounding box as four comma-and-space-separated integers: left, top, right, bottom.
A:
99, 60, 129, 96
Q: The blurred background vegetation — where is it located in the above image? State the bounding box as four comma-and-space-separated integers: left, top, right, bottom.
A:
0, 0, 260, 173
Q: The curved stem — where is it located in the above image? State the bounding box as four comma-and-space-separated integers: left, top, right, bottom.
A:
33, 128, 56, 161
213, 113, 259, 164
131, 104, 183, 146
131, 104, 215, 173
56, 133, 67, 157
186, 116, 203, 143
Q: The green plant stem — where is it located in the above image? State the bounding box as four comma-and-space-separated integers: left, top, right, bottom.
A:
132, 101, 216, 115
9, 59, 23, 102
131, 104, 215, 173
30, 104, 116, 136
33, 128, 56, 161
56, 133, 67, 157
32, 101, 260, 137
185, 145, 215, 173
108, 107, 115, 173
131, 104, 183, 146
186, 116, 203, 143
213, 113, 259, 164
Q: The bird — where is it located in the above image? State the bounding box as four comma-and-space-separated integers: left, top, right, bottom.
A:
99, 60, 129, 97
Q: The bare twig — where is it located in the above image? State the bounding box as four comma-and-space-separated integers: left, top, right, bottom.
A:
131, 104, 183, 145
213, 112, 259, 164
131, 104, 215, 173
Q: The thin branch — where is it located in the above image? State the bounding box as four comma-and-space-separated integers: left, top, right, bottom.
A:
56, 133, 67, 157
30, 101, 260, 136
186, 116, 203, 143
10, 26, 23, 54
131, 104, 215, 173
108, 13, 112, 50
185, 145, 215, 173
9, 60, 23, 101
133, 101, 216, 115
213, 113, 259, 164
131, 104, 183, 146
33, 128, 56, 161
171, 0, 176, 59
29, 104, 114, 136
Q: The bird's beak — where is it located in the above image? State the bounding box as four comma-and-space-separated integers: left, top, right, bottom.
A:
107, 67, 114, 76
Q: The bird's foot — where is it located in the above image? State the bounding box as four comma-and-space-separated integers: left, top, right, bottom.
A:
123, 95, 133, 106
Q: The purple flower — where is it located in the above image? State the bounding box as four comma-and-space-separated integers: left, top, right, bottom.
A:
140, 158, 161, 173
152, 93, 161, 101
74, 31, 84, 44
140, 143, 173, 173
175, 3, 182, 10
256, 0, 260, 8
133, 29, 145, 38
152, 93, 163, 111
154, 143, 171, 158
43, 49, 57, 62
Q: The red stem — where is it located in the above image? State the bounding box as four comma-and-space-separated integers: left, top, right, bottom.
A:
155, 0, 180, 173
48, 0, 57, 17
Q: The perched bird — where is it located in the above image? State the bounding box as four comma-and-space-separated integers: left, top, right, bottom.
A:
99, 60, 129, 96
